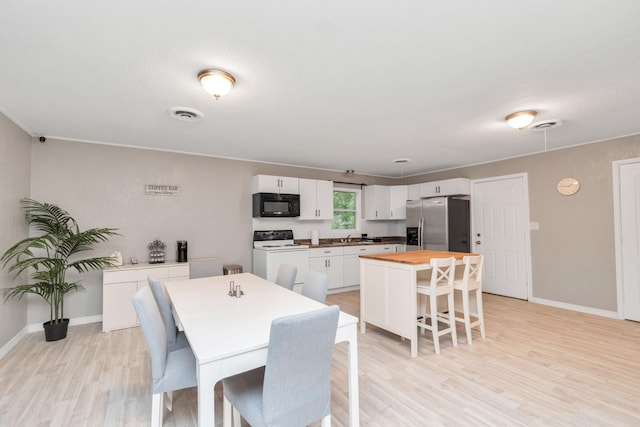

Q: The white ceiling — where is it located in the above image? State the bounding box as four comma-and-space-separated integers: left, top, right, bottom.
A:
1, 1, 639, 177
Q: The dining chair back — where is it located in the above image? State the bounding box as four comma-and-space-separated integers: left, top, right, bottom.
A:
275, 263, 297, 290
453, 255, 486, 344
223, 305, 340, 427
416, 256, 458, 354
148, 276, 189, 350
132, 286, 197, 427
302, 270, 330, 303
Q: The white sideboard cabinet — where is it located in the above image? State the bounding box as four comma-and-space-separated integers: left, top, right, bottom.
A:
102, 262, 189, 332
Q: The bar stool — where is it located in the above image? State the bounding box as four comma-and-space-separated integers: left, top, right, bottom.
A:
453, 255, 485, 344
416, 257, 458, 355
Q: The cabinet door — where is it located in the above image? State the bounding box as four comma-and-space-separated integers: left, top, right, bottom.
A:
389, 186, 407, 219
407, 184, 420, 201
315, 180, 334, 219
326, 256, 344, 289
103, 281, 138, 332
419, 181, 439, 198
309, 257, 327, 274
365, 185, 390, 220
438, 178, 470, 196
299, 178, 318, 219
279, 177, 300, 194
252, 175, 299, 194
343, 254, 362, 286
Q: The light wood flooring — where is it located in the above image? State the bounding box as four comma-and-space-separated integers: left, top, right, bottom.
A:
1, 291, 640, 426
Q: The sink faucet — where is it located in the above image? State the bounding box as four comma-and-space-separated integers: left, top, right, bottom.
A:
346, 234, 352, 242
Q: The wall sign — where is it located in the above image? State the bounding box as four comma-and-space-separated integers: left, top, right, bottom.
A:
145, 184, 181, 196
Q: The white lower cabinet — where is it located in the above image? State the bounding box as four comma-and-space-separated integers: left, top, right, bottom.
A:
309, 247, 344, 290
343, 245, 395, 288
102, 262, 189, 332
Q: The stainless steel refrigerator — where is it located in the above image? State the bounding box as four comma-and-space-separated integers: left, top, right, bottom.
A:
406, 197, 470, 252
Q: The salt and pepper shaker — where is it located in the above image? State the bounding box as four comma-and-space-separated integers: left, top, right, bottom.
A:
228, 281, 235, 296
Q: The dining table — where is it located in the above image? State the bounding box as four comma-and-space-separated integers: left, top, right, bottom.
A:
164, 272, 360, 427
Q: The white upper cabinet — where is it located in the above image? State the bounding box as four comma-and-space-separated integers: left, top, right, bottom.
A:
420, 178, 470, 198
389, 185, 407, 219
407, 184, 421, 201
365, 185, 407, 220
252, 175, 299, 194
299, 178, 334, 220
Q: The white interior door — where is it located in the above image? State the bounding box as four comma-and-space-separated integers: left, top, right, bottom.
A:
616, 160, 640, 321
471, 174, 530, 300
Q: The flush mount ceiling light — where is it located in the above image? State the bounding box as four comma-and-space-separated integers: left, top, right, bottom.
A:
345, 169, 355, 176
198, 69, 236, 100
505, 110, 537, 130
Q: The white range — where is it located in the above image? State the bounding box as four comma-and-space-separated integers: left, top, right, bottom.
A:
252, 230, 309, 290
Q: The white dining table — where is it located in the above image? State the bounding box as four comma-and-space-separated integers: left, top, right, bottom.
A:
164, 272, 360, 427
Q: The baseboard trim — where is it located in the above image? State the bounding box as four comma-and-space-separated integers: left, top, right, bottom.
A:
529, 296, 619, 319
0, 314, 103, 360
0, 325, 29, 360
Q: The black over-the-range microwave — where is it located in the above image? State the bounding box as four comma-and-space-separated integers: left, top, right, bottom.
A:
252, 192, 300, 218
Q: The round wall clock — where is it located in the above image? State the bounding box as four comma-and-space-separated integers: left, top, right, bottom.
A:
557, 177, 580, 196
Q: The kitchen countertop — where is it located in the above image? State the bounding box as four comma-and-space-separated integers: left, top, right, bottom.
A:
295, 236, 405, 249
359, 249, 478, 264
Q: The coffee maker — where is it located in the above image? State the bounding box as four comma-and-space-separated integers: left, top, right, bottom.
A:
176, 240, 188, 262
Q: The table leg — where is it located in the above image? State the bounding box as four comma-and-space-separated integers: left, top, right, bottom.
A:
197, 363, 217, 427
346, 324, 360, 427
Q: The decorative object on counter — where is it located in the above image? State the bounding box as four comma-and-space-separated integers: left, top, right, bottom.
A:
130, 256, 138, 264
311, 230, 319, 245
147, 238, 167, 264
110, 251, 123, 266
223, 264, 243, 275
1, 198, 120, 341
176, 240, 188, 262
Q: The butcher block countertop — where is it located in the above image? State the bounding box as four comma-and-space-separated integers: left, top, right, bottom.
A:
359, 250, 478, 265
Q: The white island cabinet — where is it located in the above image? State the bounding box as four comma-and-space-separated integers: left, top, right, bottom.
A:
102, 262, 189, 332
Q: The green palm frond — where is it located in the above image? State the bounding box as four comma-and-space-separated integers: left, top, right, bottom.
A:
1, 198, 120, 322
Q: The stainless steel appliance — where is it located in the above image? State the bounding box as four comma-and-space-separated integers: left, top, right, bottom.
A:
252, 230, 309, 288
252, 193, 300, 217
406, 197, 470, 252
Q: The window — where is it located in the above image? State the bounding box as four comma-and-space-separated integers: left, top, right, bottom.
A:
332, 188, 360, 231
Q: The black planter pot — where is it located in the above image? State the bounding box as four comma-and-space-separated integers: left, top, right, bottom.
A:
43, 318, 69, 341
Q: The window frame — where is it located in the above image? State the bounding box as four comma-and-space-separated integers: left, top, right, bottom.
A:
331, 186, 361, 233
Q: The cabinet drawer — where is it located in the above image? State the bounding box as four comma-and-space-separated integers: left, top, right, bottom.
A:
103, 269, 141, 284
309, 247, 344, 257
142, 267, 170, 281
168, 265, 190, 278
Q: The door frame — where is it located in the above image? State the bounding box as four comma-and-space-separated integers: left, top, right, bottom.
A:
612, 157, 640, 319
470, 173, 533, 300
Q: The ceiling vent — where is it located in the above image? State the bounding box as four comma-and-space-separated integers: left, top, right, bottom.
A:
528, 119, 563, 131
169, 107, 203, 122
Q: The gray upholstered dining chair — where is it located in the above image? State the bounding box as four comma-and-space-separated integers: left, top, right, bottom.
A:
223, 305, 340, 427
275, 263, 297, 290
148, 276, 189, 351
301, 270, 330, 303
132, 286, 197, 427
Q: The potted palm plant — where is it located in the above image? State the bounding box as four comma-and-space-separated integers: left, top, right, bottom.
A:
1, 198, 120, 341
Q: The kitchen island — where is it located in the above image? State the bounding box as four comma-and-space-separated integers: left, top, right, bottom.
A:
359, 250, 476, 357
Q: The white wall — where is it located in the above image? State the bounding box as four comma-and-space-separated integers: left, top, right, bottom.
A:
0, 113, 31, 346
27, 138, 401, 324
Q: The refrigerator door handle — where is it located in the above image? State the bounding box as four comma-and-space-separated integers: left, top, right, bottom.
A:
419, 217, 424, 249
